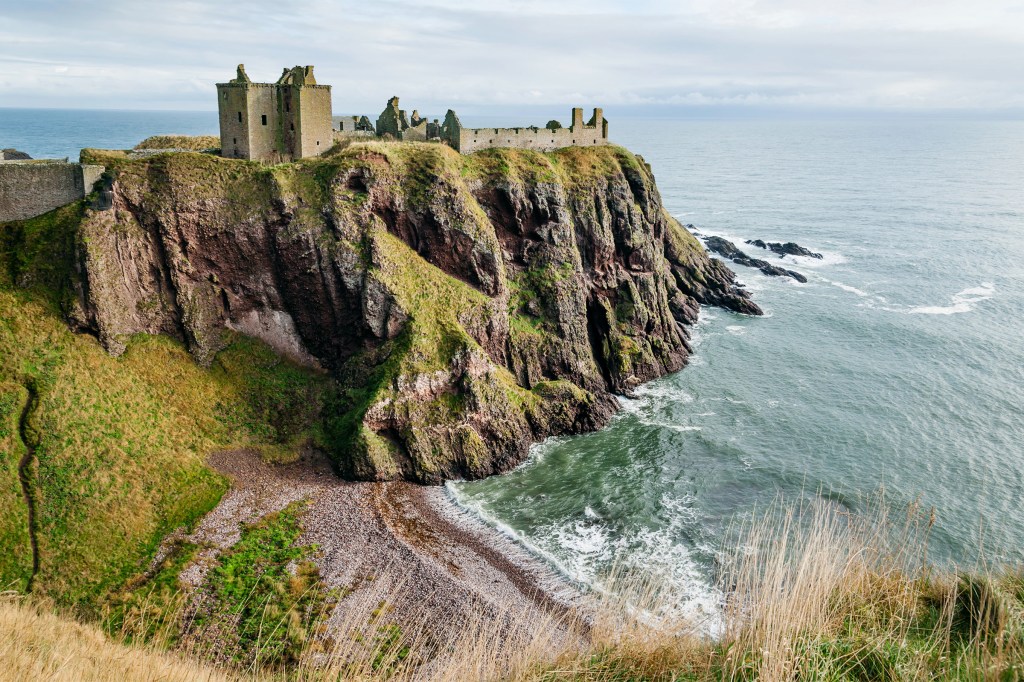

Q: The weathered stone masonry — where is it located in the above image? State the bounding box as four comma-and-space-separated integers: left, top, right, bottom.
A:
0, 161, 104, 223
217, 64, 333, 162
440, 107, 608, 154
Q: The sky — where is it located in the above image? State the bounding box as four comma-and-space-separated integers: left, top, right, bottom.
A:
1, 0, 1023, 116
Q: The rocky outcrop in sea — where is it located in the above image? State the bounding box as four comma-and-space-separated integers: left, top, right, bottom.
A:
746, 239, 823, 259
702, 235, 807, 283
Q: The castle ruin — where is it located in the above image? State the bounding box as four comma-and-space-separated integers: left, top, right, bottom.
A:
439, 107, 608, 154
217, 65, 608, 160
217, 65, 333, 162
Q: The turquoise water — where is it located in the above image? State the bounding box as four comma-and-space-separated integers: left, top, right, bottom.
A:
5, 109, 1022, 614
450, 119, 1024, 616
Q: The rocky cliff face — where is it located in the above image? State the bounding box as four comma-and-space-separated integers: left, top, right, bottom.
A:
70, 143, 759, 483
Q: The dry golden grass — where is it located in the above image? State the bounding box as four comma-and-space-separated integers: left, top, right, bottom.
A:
3, 492, 1024, 681
133, 135, 221, 151
0, 595, 235, 682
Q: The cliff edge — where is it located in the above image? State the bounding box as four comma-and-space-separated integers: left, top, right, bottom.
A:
71, 142, 759, 483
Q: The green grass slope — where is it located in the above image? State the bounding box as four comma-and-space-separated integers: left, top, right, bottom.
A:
0, 202, 333, 610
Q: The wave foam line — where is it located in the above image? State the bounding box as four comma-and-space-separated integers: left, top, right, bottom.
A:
908, 282, 995, 315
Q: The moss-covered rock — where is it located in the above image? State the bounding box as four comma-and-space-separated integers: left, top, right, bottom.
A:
61, 142, 757, 482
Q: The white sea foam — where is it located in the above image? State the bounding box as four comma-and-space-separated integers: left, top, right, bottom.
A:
637, 419, 702, 433
726, 325, 747, 335
618, 381, 708, 434
553, 519, 610, 557
446, 450, 726, 636
443, 483, 589, 584
908, 282, 995, 315
544, 499, 724, 633
824, 279, 870, 297
516, 435, 571, 468
778, 249, 846, 268
735, 277, 765, 293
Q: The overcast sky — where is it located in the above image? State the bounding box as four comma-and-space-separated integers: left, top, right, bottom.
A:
2, 0, 1023, 115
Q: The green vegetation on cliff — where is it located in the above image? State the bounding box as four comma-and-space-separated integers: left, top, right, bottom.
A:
3, 140, 754, 631
76, 142, 697, 483
133, 135, 221, 151
0, 203, 332, 609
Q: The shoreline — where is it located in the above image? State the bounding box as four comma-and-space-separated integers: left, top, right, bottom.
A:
172, 448, 589, 665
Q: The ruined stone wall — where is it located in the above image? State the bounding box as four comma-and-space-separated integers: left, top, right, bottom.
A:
448, 108, 609, 154
456, 126, 601, 154
296, 85, 333, 158
402, 120, 429, 142
217, 84, 251, 159
332, 130, 375, 143
245, 85, 283, 162
335, 116, 360, 132
334, 116, 375, 138
0, 162, 104, 222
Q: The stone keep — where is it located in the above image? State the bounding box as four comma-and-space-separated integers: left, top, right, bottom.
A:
217, 65, 333, 162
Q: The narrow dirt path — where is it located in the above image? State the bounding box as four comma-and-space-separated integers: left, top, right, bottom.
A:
17, 379, 40, 592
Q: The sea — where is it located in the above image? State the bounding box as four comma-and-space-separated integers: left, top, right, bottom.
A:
4, 108, 1023, 622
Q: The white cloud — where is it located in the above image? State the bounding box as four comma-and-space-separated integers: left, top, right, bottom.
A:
0, 0, 1021, 112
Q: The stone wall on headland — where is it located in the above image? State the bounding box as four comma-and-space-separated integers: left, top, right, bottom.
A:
0, 161, 104, 223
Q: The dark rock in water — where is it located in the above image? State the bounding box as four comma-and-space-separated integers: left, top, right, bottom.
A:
703, 236, 744, 259
666, 231, 762, 318
703, 235, 807, 283
753, 259, 807, 283
746, 238, 822, 259
1, 148, 32, 161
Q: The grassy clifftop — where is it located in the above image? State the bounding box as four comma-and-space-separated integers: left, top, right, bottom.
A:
1, 142, 686, 608
1, 143, 1021, 680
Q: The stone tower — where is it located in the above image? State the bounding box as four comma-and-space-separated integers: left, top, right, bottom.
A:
217, 64, 333, 162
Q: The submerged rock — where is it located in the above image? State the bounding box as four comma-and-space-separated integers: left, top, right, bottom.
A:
67, 143, 761, 483
746, 238, 823, 259
703, 236, 807, 283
